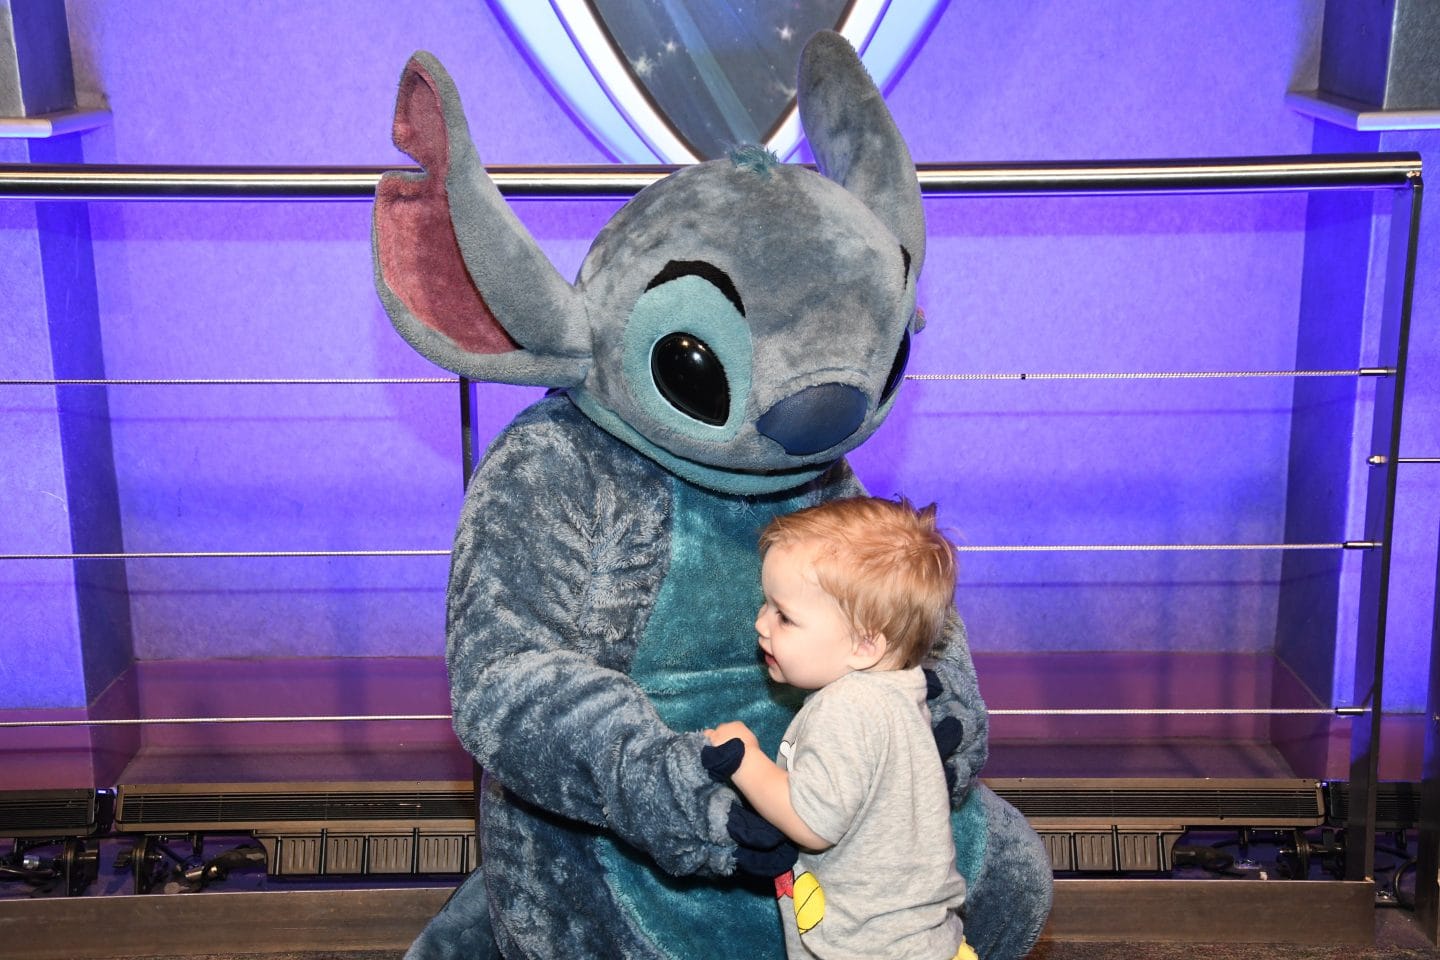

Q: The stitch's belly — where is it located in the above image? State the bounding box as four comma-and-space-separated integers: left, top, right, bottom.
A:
629, 480, 813, 741
600, 608, 793, 953
596, 480, 814, 957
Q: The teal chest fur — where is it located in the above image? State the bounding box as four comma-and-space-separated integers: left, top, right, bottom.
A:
595, 478, 812, 958
631, 479, 810, 743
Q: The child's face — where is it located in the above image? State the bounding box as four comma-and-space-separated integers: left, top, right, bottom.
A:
755, 541, 867, 690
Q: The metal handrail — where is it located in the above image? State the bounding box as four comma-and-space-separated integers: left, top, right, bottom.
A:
0, 153, 1422, 201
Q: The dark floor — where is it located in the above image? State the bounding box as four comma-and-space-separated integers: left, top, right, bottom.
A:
86, 910, 1440, 960
1028, 908, 1440, 959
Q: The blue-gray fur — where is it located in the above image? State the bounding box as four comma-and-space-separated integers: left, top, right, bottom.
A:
372, 50, 590, 389
571, 157, 915, 495
376, 29, 1052, 960
797, 32, 926, 274
412, 397, 1043, 959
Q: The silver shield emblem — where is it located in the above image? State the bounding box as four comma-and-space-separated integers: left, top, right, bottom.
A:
488, 0, 948, 162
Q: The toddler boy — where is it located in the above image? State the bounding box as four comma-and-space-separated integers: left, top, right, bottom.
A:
706, 496, 975, 960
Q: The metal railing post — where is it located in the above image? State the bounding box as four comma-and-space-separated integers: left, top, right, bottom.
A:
1345, 178, 1423, 883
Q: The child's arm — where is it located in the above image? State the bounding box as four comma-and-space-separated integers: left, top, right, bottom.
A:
704, 722, 833, 853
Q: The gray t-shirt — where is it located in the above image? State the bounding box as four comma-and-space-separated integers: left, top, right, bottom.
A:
777, 667, 965, 959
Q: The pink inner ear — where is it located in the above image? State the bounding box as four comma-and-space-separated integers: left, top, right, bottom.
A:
375, 61, 519, 356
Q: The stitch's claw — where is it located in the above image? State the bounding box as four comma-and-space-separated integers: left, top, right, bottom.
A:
701, 738, 746, 782
727, 803, 799, 878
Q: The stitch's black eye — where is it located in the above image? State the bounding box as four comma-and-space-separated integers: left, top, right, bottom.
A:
880, 330, 910, 402
651, 333, 730, 425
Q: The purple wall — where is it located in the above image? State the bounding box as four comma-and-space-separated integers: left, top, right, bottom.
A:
1, 138, 88, 709
5, 0, 1434, 720
855, 191, 1305, 659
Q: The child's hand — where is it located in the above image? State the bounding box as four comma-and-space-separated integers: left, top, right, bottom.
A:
700, 721, 758, 783
705, 721, 758, 751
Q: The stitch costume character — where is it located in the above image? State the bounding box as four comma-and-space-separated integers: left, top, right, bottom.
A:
372, 31, 1053, 960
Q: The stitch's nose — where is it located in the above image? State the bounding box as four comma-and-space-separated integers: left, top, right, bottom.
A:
756, 383, 867, 456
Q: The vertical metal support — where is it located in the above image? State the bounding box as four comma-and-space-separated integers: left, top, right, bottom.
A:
1419, 516, 1440, 939
1346, 178, 1422, 882
458, 374, 485, 864
460, 376, 476, 489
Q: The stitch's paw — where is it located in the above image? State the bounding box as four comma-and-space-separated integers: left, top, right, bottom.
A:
701, 737, 746, 782
925, 668, 964, 795
728, 803, 799, 878
925, 666, 944, 701
933, 715, 964, 762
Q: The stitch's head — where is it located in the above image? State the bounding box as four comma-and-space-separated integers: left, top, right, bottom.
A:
374, 32, 926, 496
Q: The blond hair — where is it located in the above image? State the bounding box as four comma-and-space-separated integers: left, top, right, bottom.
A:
758, 497, 957, 669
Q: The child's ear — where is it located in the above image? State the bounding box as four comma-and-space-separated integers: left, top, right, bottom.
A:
851, 632, 889, 670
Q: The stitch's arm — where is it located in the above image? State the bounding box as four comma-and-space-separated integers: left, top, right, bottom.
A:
446, 406, 734, 877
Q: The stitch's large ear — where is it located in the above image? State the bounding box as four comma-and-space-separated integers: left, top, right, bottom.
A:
373, 53, 589, 386
797, 32, 925, 275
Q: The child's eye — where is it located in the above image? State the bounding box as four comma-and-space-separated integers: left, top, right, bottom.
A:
776, 610, 791, 625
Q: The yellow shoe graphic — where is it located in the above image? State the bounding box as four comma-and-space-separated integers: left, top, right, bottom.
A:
792, 871, 825, 934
